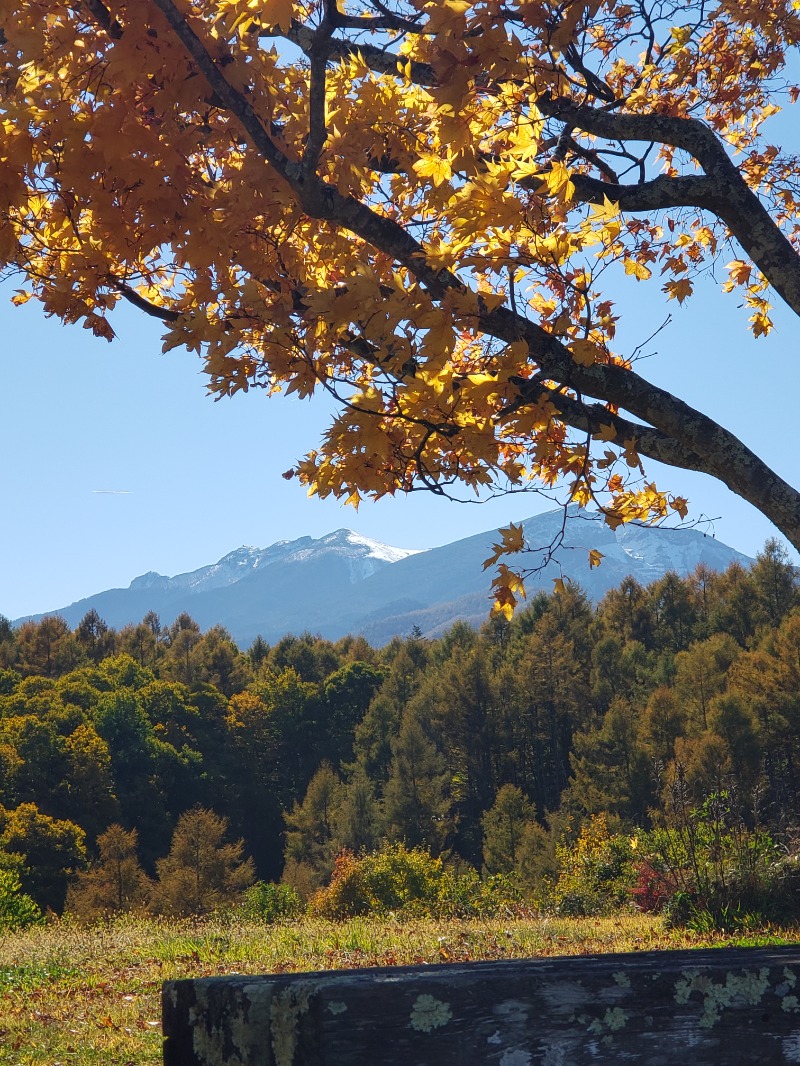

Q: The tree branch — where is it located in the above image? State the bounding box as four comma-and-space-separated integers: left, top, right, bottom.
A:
113, 279, 180, 322
500, 378, 706, 472
250, 27, 800, 319
302, 7, 335, 176
535, 95, 723, 168
537, 97, 800, 315
567, 172, 713, 211
273, 22, 438, 85
331, 7, 423, 34
483, 306, 800, 541
81, 0, 122, 40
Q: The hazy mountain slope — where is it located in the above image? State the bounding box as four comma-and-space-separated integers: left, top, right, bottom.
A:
342, 511, 749, 645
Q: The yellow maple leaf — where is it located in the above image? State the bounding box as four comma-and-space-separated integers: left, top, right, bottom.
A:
623, 258, 652, 281
588, 548, 604, 569
593, 423, 617, 442
570, 338, 603, 366
490, 563, 527, 619
413, 154, 453, 187
506, 339, 530, 361
670, 495, 689, 519
483, 522, 525, 569
750, 310, 773, 337
501, 522, 525, 553
543, 160, 575, 202
262, 0, 294, 33
725, 259, 752, 289
622, 438, 641, 468
663, 278, 693, 303
590, 194, 621, 223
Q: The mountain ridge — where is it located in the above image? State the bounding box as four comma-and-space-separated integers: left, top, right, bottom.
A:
12, 510, 752, 646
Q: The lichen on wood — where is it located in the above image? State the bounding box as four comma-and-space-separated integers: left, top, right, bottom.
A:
163, 945, 800, 1065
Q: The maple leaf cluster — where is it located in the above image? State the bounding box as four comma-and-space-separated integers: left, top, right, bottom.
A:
2, 0, 800, 613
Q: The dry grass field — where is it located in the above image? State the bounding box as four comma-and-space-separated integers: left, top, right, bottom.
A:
1, 913, 797, 1065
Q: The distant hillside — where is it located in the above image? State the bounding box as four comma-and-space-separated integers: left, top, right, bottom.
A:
14, 509, 751, 646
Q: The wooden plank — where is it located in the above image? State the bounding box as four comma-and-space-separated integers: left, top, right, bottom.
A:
163, 944, 800, 1065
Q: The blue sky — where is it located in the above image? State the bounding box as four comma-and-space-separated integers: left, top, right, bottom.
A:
1, 254, 798, 621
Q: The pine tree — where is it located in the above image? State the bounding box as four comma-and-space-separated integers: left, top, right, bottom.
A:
283, 763, 343, 893
382, 711, 451, 853
482, 784, 536, 875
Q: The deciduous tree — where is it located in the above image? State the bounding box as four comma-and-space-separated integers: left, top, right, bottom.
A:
4, 1, 800, 608
0, 802, 87, 912
66, 823, 151, 917
151, 806, 254, 915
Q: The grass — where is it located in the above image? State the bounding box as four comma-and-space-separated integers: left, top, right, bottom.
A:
1, 912, 798, 1065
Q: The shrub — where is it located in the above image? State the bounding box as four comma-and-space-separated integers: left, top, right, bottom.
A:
0, 868, 42, 931
242, 881, 305, 923
549, 815, 638, 916
642, 791, 796, 930
309, 846, 444, 919
438, 869, 528, 918
309, 844, 529, 919
630, 858, 673, 914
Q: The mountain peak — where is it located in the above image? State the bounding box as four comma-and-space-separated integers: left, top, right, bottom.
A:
128, 570, 169, 591
317, 528, 426, 563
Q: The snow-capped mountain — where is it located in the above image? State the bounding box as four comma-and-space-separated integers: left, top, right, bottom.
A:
127, 530, 421, 596
13, 510, 752, 646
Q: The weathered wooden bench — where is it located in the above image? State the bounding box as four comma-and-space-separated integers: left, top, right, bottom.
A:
163, 944, 800, 1064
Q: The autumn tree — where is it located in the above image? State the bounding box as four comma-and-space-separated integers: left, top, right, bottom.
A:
61, 721, 119, 838
75, 610, 116, 664
0, 802, 87, 912
151, 806, 254, 915
673, 633, 740, 732
0, 617, 16, 670
192, 624, 253, 695
5, 0, 800, 608
162, 613, 203, 687
66, 823, 152, 917
15, 618, 84, 679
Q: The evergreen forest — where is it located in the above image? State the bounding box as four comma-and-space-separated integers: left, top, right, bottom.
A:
3, 540, 800, 929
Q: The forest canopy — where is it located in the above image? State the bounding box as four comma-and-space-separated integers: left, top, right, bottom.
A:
3, 0, 800, 609
1, 543, 800, 926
